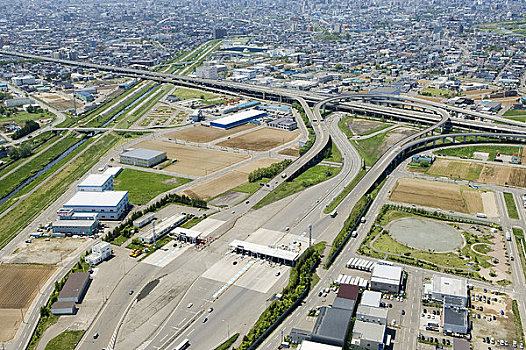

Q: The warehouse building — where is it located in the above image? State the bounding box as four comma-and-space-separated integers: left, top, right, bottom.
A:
351, 320, 386, 349
229, 239, 299, 266
63, 191, 129, 220
85, 241, 112, 265
210, 109, 266, 129
172, 227, 203, 244
332, 284, 359, 312
120, 148, 167, 167
431, 276, 468, 307
77, 173, 114, 192
356, 305, 388, 325
58, 272, 91, 303
133, 213, 156, 228
51, 301, 78, 315
103, 166, 123, 178
310, 306, 353, 347
268, 117, 297, 131
138, 215, 187, 244
370, 264, 403, 293
360, 290, 382, 308
52, 219, 99, 236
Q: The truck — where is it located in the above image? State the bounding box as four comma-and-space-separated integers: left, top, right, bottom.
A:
476, 213, 487, 218
506, 231, 511, 241
360, 217, 366, 223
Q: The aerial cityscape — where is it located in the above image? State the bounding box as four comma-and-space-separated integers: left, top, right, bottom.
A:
1, 0, 526, 349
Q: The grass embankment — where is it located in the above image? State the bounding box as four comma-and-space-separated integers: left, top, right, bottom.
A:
354, 130, 389, 166
433, 145, 523, 160
512, 300, 525, 343
115, 84, 174, 129
236, 242, 325, 350
214, 333, 240, 350
504, 192, 519, 219
44, 330, 85, 350
83, 83, 153, 127
503, 109, 526, 117
292, 102, 315, 156
513, 228, 526, 280
114, 168, 191, 205
0, 133, 121, 249
0, 131, 59, 176
0, 135, 80, 201
324, 169, 366, 214
253, 165, 339, 209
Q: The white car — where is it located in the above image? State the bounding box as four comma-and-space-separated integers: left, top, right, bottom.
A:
187, 303, 193, 308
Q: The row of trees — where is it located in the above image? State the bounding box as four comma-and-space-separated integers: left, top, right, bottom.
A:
12, 120, 40, 140
236, 243, 323, 350
248, 159, 292, 183
104, 192, 207, 243
7, 144, 32, 160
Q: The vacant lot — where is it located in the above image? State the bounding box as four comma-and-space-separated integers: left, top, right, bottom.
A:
3, 238, 85, 265
345, 118, 392, 136
38, 92, 75, 111
114, 168, 191, 205
357, 127, 417, 166
183, 158, 280, 200
166, 124, 255, 143
217, 127, 299, 151
389, 178, 487, 214
428, 159, 526, 187
134, 140, 249, 177
278, 146, 300, 157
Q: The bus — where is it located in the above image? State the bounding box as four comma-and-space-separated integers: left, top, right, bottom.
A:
175, 338, 190, 350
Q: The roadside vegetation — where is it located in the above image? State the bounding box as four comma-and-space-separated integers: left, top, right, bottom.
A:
503, 109, 526, 117
433, 145, 523, 160
324, 169, 366, 214
248, 159, 292, 183
236, 242, 325, 350
503, 192, 519, 219
291, 102, 315, 156
354, 130, 389, 166
44, 330, 85, 350
214, 333, 240, 350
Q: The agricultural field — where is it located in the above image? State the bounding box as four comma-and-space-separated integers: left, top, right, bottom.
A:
183, 158, 280, 200
134, 140, 249, 177
389, 177, 498, 216
216, 127, 299, 151
138, 105, 187, 127
433, 145, 523, 161
0, 264, 56, 341
166, 124, 255, 143
426, 159, 526, 187
114, 168, 191, 205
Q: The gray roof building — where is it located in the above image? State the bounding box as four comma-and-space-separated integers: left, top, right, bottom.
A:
443, 307, 469, 335
57, 272, 91, 303
311, 307, 353, 347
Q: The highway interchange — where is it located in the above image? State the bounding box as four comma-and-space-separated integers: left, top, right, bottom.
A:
1, 50, 526, 350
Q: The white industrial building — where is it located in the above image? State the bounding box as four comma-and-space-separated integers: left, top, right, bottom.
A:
298, 340, 341, 350
85, 241, 112, 265
370, 264, 403, 293
210, 109, 266, 129
53, 208, 99, 235
103, 166, 123, 178
360, 290, 382, 308
77, 173, 114, 192
138, 215, 187, 244
351, 321, 386, 349
63, 191, 129, 220
172, 227, 203, 244
195, 66, 218, 80
229, 239, 299, 266
120, 148, 167, 167
431, 275, 468, 307
11, 75, 35, 86
133, 213, 156, 228
356, 305, 388, 325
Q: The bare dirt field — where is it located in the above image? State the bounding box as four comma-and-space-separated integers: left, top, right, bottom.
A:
216, 127, 299, 151
0, 264, 56, 341
183, 158, 280, 200
165, 124, 255, 143
38, 92, 75, 111
345, 118, 391, 136
431, 159, 526, 188
0, 264, 56, 309
389, 178, 485, 214
134, 140, 249, 177
278, 146, 300, 157
3, 238, 87, 265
